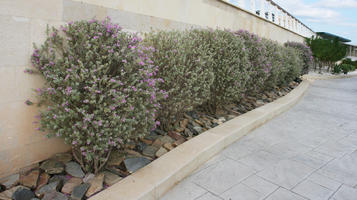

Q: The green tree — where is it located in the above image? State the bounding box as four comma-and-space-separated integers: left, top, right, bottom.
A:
306, 36, 347, 72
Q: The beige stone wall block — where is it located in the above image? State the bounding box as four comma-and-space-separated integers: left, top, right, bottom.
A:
0, 0, 63, 20
0, 67, 17, 105
0, 138, 70, 178
63, 0, 107, 22
15, 66, 45, 101
0, 101, 45, 151
30, 19, 66, 52
0, 15, 30, 68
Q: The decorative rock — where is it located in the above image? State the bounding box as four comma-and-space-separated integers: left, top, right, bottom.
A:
102, 171, 122, 186
0, 174, 20, 189
107, 151, 125, 166
12, 187, 35, 200
154, 129, 166, 135
40, 160, 64, 175
85, 174, 104, 198
159, 136, 174, 144
175, 127, 185, 132
35, 180, 63, 197
168, 131, 185, 141
142, 146, 159, 158
52, 153, 72, 163
124, 157, 151, 173
173, 138, 186, 147
125, 149, 142, 157
135, 142, 147, 152
65, 162, 84, 178
183, 128, 193, 137
61, 177, 82, 194
42, 191, 68, 200
49, 175, 66, 184
0, 186, 26, 200
36, 173, 50, 190
71, 183, 90, 200
180, 118, 189, 128
194, 119, 205, 126
193, 126, 202, 134
155, 147, 168, 157
145, 131, 160, 141
256, 100, 264, 105
152, 138, 163, 148
82, 173, 95, 183
20, 170, 40, 189
163, 143, 174, 151
140, 138, 153, 145
0, 184, 5, 193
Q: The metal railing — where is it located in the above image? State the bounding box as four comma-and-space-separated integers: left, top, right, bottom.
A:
221, 0, 315, 38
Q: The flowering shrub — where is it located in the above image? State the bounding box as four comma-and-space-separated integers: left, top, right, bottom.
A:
194, 29, 250, 113
31, 18, 165, 173
144, 30, 214, 130
284, 41, 313, 75
262, 39, 285, 90
234, 30, 269, 95
279, 47, 303, 85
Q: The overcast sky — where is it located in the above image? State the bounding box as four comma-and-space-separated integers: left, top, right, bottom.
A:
274, 0, 357, 45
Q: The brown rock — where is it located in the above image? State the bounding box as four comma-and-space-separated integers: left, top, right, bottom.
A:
20, 169, 40, 189
194, 119, 205, 126
102, 171, 122, 186
125, 149, 142, 157
140, 138, 153, 145
180, 118, 189, 128
159, 136, 175, 144
163, 143, 174, 151
36, 172, 50, 190
152, 138, 163, 148
40, 160, 65, 174
175, 127, 185, 132
168, 131, 185, 141
107, 151, 125, 166
173, 138, 186, 147
61, 177, 82, 194
155, 147, 168, 158
52, 153, 72, 163
85, 174, 104, 197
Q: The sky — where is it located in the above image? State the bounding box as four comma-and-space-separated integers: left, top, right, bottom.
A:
273, 0, 357, 45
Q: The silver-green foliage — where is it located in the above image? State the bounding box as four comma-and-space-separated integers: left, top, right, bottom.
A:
144, 30, 214, 130
196, 29, 251, 112
31, 18, 164, 173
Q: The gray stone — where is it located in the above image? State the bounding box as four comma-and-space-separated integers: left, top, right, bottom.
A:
35, 180, 63, 197
0, 174, 20, 189
159, 136, 175, 144
12, 187, 35, 200
52, 153, 72, 163
124, 157, 151, 173
42, 191, 68, 200
193, 126, 202, 134
0, 186, 27, 200
49, 175, 66, 184
65, 162, 85, 178
142, 146, 159, 158
71, 183, 90, 200
40, 160, 65, 175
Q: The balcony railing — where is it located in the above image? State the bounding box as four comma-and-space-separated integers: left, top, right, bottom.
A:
220, 0, 315, 38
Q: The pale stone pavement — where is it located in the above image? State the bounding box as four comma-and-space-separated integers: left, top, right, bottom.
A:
161, 77, 357, 200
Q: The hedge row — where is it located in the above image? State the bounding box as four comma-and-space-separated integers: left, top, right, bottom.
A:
30, 18, 309, 172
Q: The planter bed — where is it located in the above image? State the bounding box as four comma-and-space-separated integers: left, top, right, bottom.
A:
0, 80, 301, 200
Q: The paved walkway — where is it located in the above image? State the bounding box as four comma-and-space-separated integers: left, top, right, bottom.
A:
161, 77, 357, 200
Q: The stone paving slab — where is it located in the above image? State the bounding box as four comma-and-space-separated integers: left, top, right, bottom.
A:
161, 77, 357, 200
